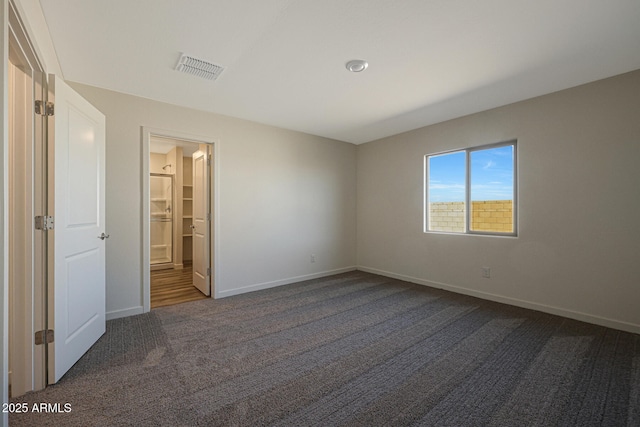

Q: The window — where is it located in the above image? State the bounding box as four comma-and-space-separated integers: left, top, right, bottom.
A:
425, 141, 517, 235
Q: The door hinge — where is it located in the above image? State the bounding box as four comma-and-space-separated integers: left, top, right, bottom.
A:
35, 215, 55, 230
207, 155, 211, 166
35, 100, 54, 116
206, 267, 211, 276
206, 212, 211, 221
35, 329, 54, 345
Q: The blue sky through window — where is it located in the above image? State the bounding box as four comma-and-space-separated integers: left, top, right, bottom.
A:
428, 151, 465, 202
428, 145, 514, 202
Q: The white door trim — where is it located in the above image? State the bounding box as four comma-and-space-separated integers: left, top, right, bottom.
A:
6, 0, 47, 399
141, 127, 219, 312
1, 1, 9, 418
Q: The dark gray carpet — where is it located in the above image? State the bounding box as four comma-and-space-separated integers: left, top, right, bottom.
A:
10, 271, 640, 426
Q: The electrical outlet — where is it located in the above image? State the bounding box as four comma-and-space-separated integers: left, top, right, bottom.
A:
482, 267, 491, 278
310, 254, 316, 263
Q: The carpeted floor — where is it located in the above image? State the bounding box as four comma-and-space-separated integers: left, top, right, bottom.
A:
10, 271, 640, 426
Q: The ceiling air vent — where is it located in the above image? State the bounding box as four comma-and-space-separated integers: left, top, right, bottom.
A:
175, 53, 225, 81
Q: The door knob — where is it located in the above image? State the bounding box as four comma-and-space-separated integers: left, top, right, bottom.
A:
190, 224, 195, 230
98, 232, 110, 240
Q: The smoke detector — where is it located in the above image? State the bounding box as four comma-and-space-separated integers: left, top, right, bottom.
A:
345, 59, 368, 73
175, 53, 225, 81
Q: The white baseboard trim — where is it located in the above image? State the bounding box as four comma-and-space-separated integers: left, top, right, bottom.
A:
357, 265, 640, 335
217, 266, 358, 299
106, 306, 144, 321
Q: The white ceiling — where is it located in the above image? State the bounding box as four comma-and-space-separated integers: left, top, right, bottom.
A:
39, 0, 640, 144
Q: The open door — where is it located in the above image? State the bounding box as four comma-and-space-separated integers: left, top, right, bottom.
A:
192, 145, 211, 296
47, 75, 106, 383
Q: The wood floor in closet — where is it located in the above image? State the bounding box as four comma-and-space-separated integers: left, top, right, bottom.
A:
150, 262, 207, 308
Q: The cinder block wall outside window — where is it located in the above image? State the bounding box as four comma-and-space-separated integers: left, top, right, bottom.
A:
429, 200, 513, 232
471, 200, 513, 232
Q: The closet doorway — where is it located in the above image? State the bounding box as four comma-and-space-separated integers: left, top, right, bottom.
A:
144, 131, 215, 309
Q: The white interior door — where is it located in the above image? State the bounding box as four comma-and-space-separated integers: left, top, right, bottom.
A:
48, 75, 106, 383
192, 145, 210, 296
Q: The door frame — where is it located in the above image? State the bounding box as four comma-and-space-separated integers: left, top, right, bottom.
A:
7, 0, 47, 397
141, 127, 219, 312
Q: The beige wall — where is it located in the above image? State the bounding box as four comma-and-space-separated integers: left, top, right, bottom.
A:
69, 82, 357, 318
357, 70, 640, 333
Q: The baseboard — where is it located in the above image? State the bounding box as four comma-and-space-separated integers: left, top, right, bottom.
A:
217, 266, 358, 299
357, 265, 640, 335
106, 306, 144, 320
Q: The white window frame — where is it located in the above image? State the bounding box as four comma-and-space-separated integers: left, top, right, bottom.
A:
424, 140, 518, 236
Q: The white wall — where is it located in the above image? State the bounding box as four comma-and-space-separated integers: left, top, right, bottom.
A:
357, 70, 640, 333
68, 82, 357, 318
